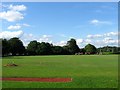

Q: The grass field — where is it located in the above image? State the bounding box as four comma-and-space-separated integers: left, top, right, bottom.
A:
2, 55, 118, 88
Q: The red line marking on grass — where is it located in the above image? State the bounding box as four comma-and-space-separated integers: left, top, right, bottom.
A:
1, 78, 72, 82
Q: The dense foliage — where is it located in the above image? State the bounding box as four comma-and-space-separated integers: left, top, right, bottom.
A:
1, 37, 120, 56
66, 39, 80, 54
8, 37, 25, 56
97, 46, 120, 54
84, 44, 97, 54
2, 39, 10, 56
2, 38, 25, 56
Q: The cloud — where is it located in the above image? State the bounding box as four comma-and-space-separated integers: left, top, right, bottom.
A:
21, 34, 53, 46
42, 35, 52, 38
0, 30, 118, 48
38, 35, 53, 43
21, 33, 117, 47
9, 4, 27, 11
7, 23, 30, 30
104, 32, 118, 37
7, 24, 21, 30
89, 37, 118, 47
76, 38, 92, 48
103, 37, 118, 44
0, 30, 23, 39
91, 19, 99, 24
76, 39, 84, 45
20, 34, 53, 46
77, 32, 118, 48
84, 39, 92, 44
90, 19, 112, 25
0, 4, 8, 8
87, 34, 103, 38
77, 38, 118, 48
20, 33, 36, 46
104, 37, 113, 41
0, 10, 24, 22
0, 4, 27, 22
54, 39, 91, 47
23, 23, 30, 27
22, 34, 66, 47
54, 41, 67, 46
94, 38, 118, 47
87, 32, 118, 39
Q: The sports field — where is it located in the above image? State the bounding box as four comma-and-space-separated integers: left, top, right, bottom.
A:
2, 55, 118, 88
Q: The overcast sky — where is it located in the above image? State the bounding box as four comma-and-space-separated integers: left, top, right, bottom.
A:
0, 2, 118, 48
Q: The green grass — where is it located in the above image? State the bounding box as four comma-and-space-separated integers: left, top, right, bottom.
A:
2, 55, 118, 88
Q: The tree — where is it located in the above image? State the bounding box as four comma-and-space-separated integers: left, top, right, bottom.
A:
27, 40, 38, 55
2, 39, 10, 56
52, 46, 64, 55
8, 37, 25, 56
36, 42, 52, 55
79, 48, 85, 54
62, 46, 71, 55
97, 46, 119, 54
66, 38, 80, 54
84, 44, 97, 54
0, 39, 1, 57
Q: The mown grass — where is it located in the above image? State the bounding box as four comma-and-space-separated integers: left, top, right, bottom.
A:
2, 55, 118, 88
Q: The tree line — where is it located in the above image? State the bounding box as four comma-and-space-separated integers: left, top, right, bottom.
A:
1, 37, 120, 56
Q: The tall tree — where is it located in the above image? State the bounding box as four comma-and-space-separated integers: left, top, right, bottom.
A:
2, 39, 10, 56
27, 40, 38, 55
84, 44, 97, 54
66, 38, 80, 54
8, 37, 25, 56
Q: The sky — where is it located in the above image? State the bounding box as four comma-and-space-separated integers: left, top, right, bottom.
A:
0, 2, 118, 48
